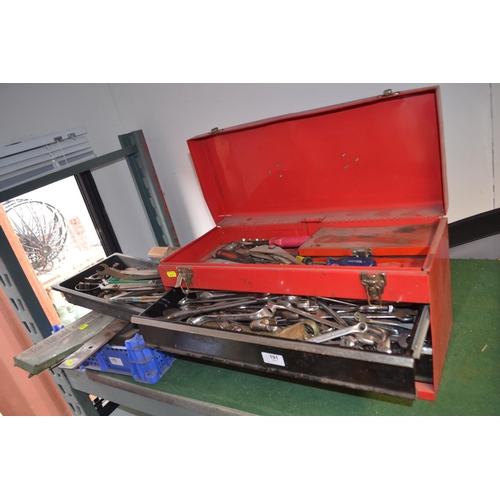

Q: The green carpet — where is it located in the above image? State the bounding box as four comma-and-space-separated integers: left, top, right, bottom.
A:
109, 259, 500, 415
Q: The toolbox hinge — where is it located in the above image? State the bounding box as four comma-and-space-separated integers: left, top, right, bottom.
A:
175, 267, 194, 292
360, 272, 386, 305
352, 248, 372, 258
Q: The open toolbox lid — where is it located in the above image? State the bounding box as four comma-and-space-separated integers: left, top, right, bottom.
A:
187, 87, 447, 225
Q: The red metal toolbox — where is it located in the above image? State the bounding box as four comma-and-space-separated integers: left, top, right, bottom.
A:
135, 86, 452, 401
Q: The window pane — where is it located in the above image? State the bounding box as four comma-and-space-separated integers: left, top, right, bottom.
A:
4, 176, 106, 325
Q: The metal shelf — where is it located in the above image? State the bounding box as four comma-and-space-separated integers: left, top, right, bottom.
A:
0, 145, 137, 203
1, 130, 180, 415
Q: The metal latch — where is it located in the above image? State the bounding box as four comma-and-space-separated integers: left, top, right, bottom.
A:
175, 267, 193, 294
360, 272, 386, 305
378, 89, 400, 98
211, 127, 220, 134
352, 248, 372, 258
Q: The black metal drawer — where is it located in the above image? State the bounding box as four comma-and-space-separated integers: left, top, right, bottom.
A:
52, 253, 159, 322
132, 288, 432, 400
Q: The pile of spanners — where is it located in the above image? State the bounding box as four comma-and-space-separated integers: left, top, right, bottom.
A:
162, 291, 421, 355
75, 262, 164, 304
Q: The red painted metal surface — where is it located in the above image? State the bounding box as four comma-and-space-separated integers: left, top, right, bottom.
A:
158, 86, 452, 400
188, 87, 445, 224
298, 222, 438, 258
161, 259, 431, 303
426, 221, 453, 397
415, 382, 436, 401
159, 217, 437, 302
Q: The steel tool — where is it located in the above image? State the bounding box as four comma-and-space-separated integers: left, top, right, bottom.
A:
297, 256, 377, 266
96, 263, 160, 281
355, 308, 416, 322
275, 320, 320, 339
317, 300, 349, 327
306, 322, 369, 343
166, 297, 267, 321
245, 245, 301, 265
237, 236, 310, 248
213, 243, 254, 263
325, 257, 377, 267
250, 318, 280, 333
186, 306, 274, 324
267, 299, 344, 330
353, 312, 414, 330
160, 288, 421, 356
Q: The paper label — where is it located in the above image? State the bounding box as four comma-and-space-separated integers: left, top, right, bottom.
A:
108, 357, 124, 366
261, 352, 285, 367
167, 271, 177, 278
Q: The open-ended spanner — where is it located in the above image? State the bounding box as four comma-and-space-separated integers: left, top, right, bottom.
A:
316, 300, 349, 327
179, 293, 269, 306
306, 322, 369, 343
354, 309, 416, 322
353, 312, 414, 330
186, 306, 274, 325
166, 297, 266, 321
250, 318, 280, 333
96, 263, 159, 281
267, 299, 344, 330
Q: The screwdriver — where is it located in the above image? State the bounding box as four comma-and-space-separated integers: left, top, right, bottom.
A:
326, 257, 377, 267
240, 236, 310, 248
297, 256, 377, 266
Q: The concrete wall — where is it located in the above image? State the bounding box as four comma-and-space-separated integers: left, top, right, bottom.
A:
1, 83, 498, 256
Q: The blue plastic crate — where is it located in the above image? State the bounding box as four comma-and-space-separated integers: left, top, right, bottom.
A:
81, 333, 176, 384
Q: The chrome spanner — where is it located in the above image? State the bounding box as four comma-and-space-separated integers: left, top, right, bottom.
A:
267, 299, 344, 330
316, 300, 349, 327
186, 306, 274, 325
306, 322, 369, 343
179, 293, 269, 306
96, 263, 159, 281
353, 312, 414, 330
354, 309, 416, 322
166, 297, 265, 321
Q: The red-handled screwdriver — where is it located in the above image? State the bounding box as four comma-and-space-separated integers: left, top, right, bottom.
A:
268, 235, 310, 247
